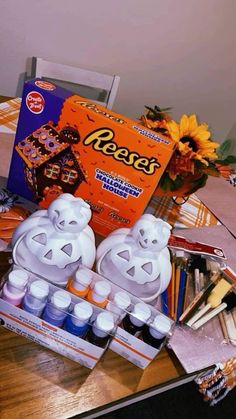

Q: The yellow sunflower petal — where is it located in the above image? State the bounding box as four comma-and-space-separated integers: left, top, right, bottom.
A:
166, 120, 180, 142
179, 114, 189, 137
188, 114, 198, 132
195, 131, 211, 141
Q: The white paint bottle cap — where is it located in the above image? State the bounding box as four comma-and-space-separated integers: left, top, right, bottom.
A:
8, 270, 28, 294
131, 302, 151, 327
93, 312, 114, 337
113, 291, 131, 310
74, 268, 93, 289
51, 290, 71, 310
150, 314, 172, 339
72, 301, 93, 326
29, 280, 49, 300
93, 281, 111, 303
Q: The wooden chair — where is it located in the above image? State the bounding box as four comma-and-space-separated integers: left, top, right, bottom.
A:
30, 57, 120, 109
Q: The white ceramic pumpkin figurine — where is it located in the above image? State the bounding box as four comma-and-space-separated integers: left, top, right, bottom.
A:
12, 194, 96, 286
96, 214, 172, 303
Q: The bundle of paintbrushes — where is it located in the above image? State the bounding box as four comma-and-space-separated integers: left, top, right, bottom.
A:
178, 265, 236, 345
161, 235, 236, 345
161, 250, 223, 323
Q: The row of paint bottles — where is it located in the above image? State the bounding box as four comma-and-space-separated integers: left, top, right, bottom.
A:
1, 270, 170, 349
67, 268, 132, 314
122, 302, 152, 336
1, 270, 115, 348
25, 283, 114, 347
65, 303, 115, 347
67, 268, 112, 308
122, 303, 171, 349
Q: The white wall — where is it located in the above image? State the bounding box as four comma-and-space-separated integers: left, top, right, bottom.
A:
0, 0, 236, 141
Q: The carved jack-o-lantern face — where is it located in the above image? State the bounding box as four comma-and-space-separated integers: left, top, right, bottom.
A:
111, 244, 160, 285
131, 214, 172, 252
25, 226, 81, 268
48, 193, 92, 233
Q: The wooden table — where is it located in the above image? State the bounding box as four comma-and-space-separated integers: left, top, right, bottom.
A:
0, 251, 193, 419
0, 95, 196, 419
0, 327, 191, 419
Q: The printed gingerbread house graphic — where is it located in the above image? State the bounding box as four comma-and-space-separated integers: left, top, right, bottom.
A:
15, 123, 86, 204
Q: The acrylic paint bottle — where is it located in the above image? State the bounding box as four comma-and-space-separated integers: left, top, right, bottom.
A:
1, 269, 29, 306
87, 280, 111, 308
122, 302, 151, 336
22, 280, 49, 317
42, 290, 71, 327
142, 313, 171, 349
106, 291, 131, 317
86, 311, 114, 348
67, 268, 93, 298
64, 300, 93, 337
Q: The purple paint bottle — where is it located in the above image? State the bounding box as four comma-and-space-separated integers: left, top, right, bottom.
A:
22, 280, 49, 317
1, 269, 29, 306
42, 290, 71, 327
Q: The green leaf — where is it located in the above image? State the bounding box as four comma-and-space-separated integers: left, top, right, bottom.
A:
158, 173, 184, 192
217, 139, 232, 157
215, 155, 236, 165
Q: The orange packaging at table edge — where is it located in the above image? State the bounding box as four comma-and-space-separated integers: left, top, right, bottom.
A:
7, 78, 176, 236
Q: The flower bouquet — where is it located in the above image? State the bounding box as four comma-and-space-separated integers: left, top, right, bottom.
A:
140, 106, 236, 197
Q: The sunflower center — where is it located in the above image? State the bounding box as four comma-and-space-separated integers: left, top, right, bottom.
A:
180, 136, 198, 152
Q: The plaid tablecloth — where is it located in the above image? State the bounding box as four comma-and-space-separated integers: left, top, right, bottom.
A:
0, 98, 21, 133
0, 98, 220, 229
146, 193, 220, 229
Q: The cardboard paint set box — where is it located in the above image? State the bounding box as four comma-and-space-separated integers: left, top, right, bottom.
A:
7, 78, 175, 237
0, 263, 174, 370
109, 299, 174, 369
68, 267, 175, 369
0, 265, 120, 369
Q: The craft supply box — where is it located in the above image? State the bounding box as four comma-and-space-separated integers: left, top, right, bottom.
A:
7, 78, 175, 236
0, 265, 117, 369
76, 268, 175, 369
0, 263, 174, 370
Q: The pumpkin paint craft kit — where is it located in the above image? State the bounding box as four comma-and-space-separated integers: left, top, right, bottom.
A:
0, 194, 174, 369
7, 78, 175, 236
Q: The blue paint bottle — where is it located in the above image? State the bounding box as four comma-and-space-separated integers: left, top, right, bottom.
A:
22, 280, 49, 317
42, 290, 71, 327
65, 301, 93, 337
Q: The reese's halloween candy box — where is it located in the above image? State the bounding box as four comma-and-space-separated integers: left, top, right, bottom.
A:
7, 78, 175, 236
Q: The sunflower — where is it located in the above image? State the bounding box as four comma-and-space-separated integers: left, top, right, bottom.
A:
166, 114, 219, 165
